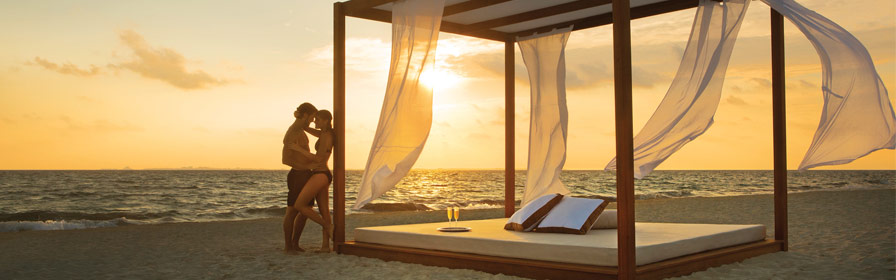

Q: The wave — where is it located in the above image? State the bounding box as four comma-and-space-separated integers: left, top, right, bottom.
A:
0, 210, 181, 222
0, 217, 138, 232
232, 206, 285, 218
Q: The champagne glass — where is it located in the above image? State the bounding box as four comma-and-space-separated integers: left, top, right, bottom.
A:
446, 207, 453, 227
453, 206, 460, 227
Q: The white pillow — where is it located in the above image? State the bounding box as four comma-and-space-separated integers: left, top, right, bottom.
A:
504, 193, 563, 231
535, 197, 609, 234
591, 209, 617, 229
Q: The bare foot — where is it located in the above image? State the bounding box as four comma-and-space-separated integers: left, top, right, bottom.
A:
292, 243, 304, 252
284, 248, 302, 255
315, 247, 331, 253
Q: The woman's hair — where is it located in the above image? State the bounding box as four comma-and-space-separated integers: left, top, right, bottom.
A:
315, 110, 333, 130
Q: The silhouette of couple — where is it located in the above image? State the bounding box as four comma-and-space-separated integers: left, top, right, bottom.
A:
282, 102, 334, 253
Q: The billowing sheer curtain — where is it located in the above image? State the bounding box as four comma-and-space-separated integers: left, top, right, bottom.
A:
606, 0, 750, 179
760, 0, 896, 170
518, 27, 573, 205
353, 0, 445, 210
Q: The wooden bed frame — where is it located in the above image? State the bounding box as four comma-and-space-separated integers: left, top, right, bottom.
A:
338, 239, 783, 280
330, 1, 789, 279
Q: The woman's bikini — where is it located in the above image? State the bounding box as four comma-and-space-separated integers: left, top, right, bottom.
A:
311, 133, 333, 183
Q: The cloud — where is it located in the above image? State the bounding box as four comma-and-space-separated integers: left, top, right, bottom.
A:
112, 30, 229, 90
729, 85, 744, 93
28, 57, 101, 76
632, 66, 665, 88
567, 63, 612, 89
799, 80, 818, 88
726, 95, 749, 106
58, 116, 143, 132
307, 38, 391, 73
749, 78, 772, 88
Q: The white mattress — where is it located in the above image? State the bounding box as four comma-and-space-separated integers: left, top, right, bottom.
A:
354, 218, 766, 266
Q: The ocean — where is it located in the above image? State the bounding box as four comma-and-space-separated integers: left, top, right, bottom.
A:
0, 170, 892, 232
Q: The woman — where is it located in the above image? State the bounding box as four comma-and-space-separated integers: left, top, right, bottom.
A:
294, 110, 334, 252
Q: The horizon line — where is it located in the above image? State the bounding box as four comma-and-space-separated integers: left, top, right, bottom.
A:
1, 168, 893, 171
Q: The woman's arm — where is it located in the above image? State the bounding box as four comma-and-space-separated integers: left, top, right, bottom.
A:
304, 127, 322, 137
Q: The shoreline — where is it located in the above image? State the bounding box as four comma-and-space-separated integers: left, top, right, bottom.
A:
2, 186, 894, 233
3, 189, 894, 279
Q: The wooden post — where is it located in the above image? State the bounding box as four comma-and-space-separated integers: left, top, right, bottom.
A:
333, 2, 347, 250
612, 0, 636, 278
505, 39, 516, 218
770, 9, 788, 252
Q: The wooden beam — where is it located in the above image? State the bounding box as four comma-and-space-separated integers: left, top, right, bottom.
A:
770, 8, 788, 252
466, 0, 612, 32
512, 0, 698, 38
612, 0, 636, 279
346, 7, 507, 41
444, 0, 513, 16
342, 0, 395, 14
346, 0, 512, 17
505, 39, 516, 218
333, 2, 347, 248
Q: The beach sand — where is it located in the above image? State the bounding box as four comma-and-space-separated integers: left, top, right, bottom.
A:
2, 189, 893, 279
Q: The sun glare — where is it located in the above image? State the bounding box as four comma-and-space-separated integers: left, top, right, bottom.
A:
420, 69, 462, 90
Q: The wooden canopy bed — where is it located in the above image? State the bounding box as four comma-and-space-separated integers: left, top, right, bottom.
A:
328, 0, 790, 279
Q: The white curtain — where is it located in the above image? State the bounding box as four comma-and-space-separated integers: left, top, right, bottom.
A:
518, 27, 574, 205
353, 0, 445, 210
606, 0, 750, 179
760, 0, 896, 170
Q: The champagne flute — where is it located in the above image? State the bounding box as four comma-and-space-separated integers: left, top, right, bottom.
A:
446, 207, 453, 227
453, 206, 460, 227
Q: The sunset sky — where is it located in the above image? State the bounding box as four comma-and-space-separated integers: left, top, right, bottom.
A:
1, 0, 893, 170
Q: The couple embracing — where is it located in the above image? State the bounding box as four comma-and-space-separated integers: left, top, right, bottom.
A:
282, 102, 334, 253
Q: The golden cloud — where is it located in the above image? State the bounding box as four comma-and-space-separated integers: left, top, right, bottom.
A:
112, 30, 229, 90
28, 57, 101, 76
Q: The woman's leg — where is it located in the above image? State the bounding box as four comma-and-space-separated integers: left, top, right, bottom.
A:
293, 174, 331, 233
315, 184, 332, 252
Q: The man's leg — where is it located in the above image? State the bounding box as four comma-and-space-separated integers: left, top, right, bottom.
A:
291, 213, 308, 250
283, 207, 300, 252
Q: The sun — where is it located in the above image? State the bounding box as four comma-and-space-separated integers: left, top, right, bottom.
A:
420, 68, 462, 90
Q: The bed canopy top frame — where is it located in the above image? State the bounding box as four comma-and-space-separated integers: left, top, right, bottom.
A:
331, 0, 788, 279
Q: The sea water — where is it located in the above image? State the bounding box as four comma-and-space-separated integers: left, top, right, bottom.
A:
0, 170, 892, 232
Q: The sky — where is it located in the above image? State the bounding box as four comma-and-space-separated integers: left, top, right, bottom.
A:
0, 0, 894, 170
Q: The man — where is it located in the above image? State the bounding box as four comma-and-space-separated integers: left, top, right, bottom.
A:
282, 102, 317, 253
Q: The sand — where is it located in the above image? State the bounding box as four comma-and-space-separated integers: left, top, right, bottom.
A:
2, 189, 893, 279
